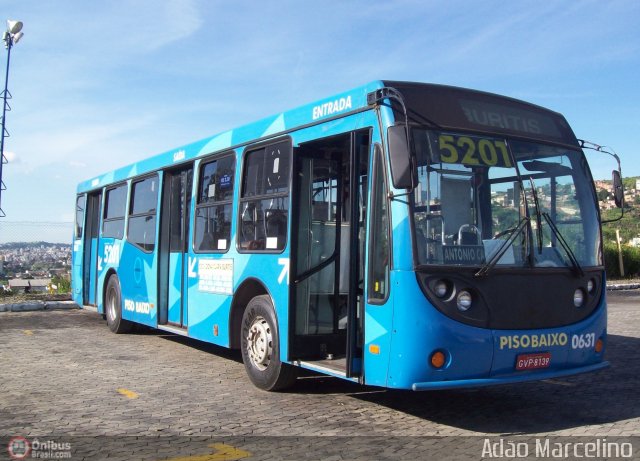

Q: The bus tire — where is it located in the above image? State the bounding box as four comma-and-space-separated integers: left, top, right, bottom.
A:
241, 295, 297, 391
105, 275, 133, 334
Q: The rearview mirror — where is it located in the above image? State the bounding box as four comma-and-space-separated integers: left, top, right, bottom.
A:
387, 125, 415, 190
612, 170, 624, 208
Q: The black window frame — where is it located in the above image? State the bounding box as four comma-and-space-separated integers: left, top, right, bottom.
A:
75, 194, 86, 240
102, 182, 128, 239
127, 173, 159, 253
368, 143, 391, 304
193, 152, 236, 254
237, 138, 292, 253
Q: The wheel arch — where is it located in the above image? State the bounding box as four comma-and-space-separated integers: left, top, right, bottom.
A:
229, 277, 271, 349
101, 268, 119, 312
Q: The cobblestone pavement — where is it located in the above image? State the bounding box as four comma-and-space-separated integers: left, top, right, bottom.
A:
1, 291, 639, 460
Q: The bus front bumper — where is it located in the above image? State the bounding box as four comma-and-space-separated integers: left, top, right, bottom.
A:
411, 361, 609, 391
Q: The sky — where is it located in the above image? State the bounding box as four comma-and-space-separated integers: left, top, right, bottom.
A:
0, 0, 638, 242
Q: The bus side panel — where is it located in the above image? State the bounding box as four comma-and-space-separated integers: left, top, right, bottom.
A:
362, 277, 394, 387
185, 252, 291, 356
187, 288, 233, 347
185, 242, 235, 347
96, 237, 120, 315
118, 241, 158, 327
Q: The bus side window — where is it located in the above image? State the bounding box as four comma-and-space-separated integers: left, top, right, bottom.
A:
368, 145, 390, 301
75, 195, 86, 239
103, 184, 127, 239
128, 175, 158, 252
239, 141, 291, 252
194, 154, 235, 252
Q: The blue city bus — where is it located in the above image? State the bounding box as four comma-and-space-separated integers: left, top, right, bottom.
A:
72, 81, 622, 391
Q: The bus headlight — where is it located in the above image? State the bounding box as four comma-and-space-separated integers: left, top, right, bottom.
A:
434, 280, 448, 298
573, 288, 585, 308
456, 290, 472, 311
587, 279, 596, 294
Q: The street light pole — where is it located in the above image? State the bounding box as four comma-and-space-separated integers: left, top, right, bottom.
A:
0, 19, 24, 218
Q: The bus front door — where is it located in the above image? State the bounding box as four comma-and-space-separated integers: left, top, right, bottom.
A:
83, 191, 102, 306
159, 166, 193, 328
290, 131, 369, 378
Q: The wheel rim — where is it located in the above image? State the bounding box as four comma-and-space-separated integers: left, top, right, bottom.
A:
246, 315, 273, 371
106, 285, 117, 323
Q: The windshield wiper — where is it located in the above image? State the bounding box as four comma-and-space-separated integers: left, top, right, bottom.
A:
541, 212, 585, 277
475, 217, 529, 277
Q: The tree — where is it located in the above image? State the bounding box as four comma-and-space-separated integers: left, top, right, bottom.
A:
51, 275, 71, 294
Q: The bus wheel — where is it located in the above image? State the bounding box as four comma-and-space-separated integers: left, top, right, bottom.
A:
241, 295, 297, 391
105, 275, 133, 334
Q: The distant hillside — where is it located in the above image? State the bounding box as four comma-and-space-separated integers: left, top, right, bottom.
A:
596, 176, 639, 189
0, 242, 71, 250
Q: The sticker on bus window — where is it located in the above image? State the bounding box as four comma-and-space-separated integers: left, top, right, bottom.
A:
208, 184, 216, 198
220, 175, 232, 189
266, 237, 278, 249
217, 239, 227, 250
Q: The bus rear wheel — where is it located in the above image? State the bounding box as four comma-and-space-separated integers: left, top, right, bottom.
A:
241, 295, 297, 391
105, 275, 133, 334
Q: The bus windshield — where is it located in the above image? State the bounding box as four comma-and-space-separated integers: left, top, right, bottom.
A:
412, 130, 601, 269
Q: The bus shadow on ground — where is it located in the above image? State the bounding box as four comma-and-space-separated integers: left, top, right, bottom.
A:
292, 333, 640, 435
149, 330, 246, 364
140, 319, 639, 434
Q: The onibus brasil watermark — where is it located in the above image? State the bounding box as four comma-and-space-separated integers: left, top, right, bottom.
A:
7, 437, 71, 460
482, 437, 634, 458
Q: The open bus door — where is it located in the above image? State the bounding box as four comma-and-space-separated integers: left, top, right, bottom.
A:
289, 131, 370, 378
83, 191, 102, 306
158, 166, 193, 328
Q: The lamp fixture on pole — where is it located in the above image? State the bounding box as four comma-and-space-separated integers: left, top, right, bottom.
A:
0, 19, 24, 217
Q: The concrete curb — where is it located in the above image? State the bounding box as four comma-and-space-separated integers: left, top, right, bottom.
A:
0, 300, 80, 313
606, 283, 640, 291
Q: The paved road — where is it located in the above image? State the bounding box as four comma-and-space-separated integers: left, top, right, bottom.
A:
1, 291, 639, 460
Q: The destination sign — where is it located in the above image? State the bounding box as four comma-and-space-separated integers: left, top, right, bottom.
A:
442, 245, 485, 265
381, 82, 579, 146
459, 99, 562, 139
431, 133, 513, 168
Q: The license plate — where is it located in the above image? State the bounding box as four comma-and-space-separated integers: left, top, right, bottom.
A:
515, 352, 551, 371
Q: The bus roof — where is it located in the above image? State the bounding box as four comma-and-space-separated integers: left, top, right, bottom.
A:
77, 80, 384, 193
383, 81, 579, 147
77, 80, 578, 193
